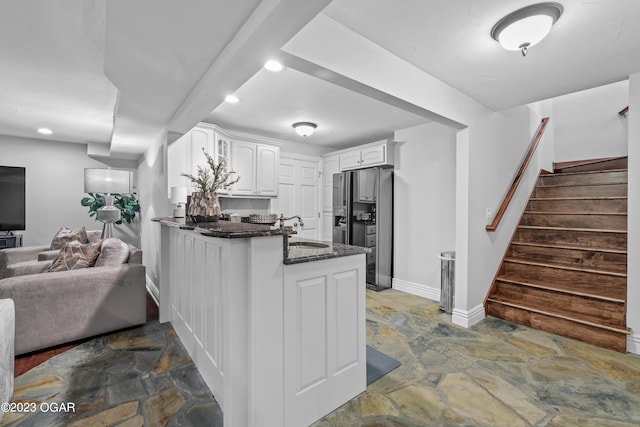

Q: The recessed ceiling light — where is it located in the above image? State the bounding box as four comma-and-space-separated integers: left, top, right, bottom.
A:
264, 60, 283, 72
225, 94, 239, 103
37, 128, 53, 135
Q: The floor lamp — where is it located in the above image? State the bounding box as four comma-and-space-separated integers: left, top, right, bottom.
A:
84, 168, 133, 239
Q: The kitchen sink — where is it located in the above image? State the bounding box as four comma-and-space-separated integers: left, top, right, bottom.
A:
288, 241, 330, 249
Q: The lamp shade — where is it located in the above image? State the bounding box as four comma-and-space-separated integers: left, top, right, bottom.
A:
170, 186, 187, 204
84, 168, 132, 194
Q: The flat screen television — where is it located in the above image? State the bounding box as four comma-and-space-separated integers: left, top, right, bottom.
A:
0, 166, 26, 232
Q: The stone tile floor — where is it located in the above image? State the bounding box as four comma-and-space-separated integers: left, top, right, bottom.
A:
313, 290, 640, 426
2, 321, 222, 426
3, 289, 640, 426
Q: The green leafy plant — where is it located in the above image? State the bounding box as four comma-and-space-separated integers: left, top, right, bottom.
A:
81, 193, 141, 224
181, 148, 240, 193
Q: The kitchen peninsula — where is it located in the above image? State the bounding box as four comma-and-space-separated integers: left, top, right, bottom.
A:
153, 218, 368, 427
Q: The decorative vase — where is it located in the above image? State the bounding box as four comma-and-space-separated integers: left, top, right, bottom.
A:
188, 192, 221, 222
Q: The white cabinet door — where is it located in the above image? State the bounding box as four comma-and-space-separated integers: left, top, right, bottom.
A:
231, 141, 256, 196
339, 150, 361, 170
360, 145, 386, 167
256, 145, 279, 196
284, 255, 366, 426
214, 131, 231, 195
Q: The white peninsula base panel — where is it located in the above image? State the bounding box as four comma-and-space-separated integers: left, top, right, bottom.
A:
159, 225, 366, 427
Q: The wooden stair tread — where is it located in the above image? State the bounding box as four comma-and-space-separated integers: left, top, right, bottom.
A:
495, 275, 626, 303
536, 181, 627, 189
486, 298, 630, 334
517, 225, 626, 233
503, 258, 627, 277
523, 211, 627, 216
510, 241, 627, 255
530, 196, 627, 201
542, 168, 628, 177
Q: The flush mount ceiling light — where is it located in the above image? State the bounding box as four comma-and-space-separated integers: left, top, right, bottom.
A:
491, 2, 563, 56
292, 122, 317, 137
37, 128, 53, 135
264, 60, 284, 72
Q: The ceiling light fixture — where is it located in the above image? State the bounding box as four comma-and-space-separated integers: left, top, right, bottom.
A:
491, 2, 563, 56
264, 60, 284, 72
225, 94, 239, 103
292, 122, 317, 138
37, 128, 53, 135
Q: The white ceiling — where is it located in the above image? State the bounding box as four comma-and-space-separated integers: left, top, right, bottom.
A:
1, 0, 639, 158
204, 66, 427, 149
324, 0, 640, 110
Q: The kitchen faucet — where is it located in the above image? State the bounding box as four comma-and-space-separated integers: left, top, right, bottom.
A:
279, 214, 304, 229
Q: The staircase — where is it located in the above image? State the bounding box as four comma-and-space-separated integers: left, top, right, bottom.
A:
485, 157, 629, 352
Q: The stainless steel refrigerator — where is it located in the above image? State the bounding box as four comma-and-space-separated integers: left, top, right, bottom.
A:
333, 168, 393, 290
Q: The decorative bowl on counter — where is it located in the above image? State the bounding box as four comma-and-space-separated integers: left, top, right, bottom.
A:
248, 213, 278, 225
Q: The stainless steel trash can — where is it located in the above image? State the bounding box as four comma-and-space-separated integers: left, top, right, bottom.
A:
438, 251, 455, 313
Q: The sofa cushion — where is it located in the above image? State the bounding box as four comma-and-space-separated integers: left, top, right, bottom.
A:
7, 260, 53, 277
95, 238, 130, 267
50, 226, 89, 250
38, 249, 61, 261
47, 241, 102, 272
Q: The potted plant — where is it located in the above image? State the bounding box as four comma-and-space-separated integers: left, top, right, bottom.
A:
81, 193, 141, 224
181, 148, 240, 222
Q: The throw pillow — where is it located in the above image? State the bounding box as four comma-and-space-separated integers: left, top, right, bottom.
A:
94, 238, 130, 267
47, 240, 102, 273
50, 226, 89, 250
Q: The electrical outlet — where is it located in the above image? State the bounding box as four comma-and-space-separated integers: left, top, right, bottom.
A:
485, 208, 494, 221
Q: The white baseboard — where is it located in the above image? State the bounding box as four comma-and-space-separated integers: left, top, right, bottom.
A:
146, 274, 160, 305
452, 304, 485, 328
392, 278, 440, 302
628, 333, 640, 355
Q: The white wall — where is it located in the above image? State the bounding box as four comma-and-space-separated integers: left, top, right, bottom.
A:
392, 122, 456, 300
553, 80, 629, 162
627, 73, 640, 354
455, 104, 554, 325
137, 133, 169, 297
0, 135, 137, 246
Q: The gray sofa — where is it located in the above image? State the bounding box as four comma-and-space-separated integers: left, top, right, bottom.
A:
0, 230, 102, 280
0, 243, 146, 355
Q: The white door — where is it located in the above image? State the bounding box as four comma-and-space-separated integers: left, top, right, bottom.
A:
276, 157, 320, 239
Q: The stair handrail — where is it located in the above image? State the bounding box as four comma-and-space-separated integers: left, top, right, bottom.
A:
486, 117, 550, 232
619, 106, 629, 118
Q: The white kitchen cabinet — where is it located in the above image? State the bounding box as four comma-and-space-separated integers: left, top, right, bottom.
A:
231, 140, 279, 197
338, 140, 394, 171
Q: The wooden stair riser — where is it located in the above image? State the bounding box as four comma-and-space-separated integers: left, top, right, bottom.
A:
527, 198, 627, 214
554, 157, 628, 174
534, 183, 627, 198
538, 170, 627, 186
485, 302, 627, 352
509, 244, 627, 273
501, 263, 626, 299
515, 228, 627, 250
492, 281, 625, 326
520, 212, 627, 230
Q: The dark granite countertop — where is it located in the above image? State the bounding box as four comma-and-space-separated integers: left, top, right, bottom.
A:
284, 237, 369, 265
152, 217, 292, 238
153, 218, 367, 264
